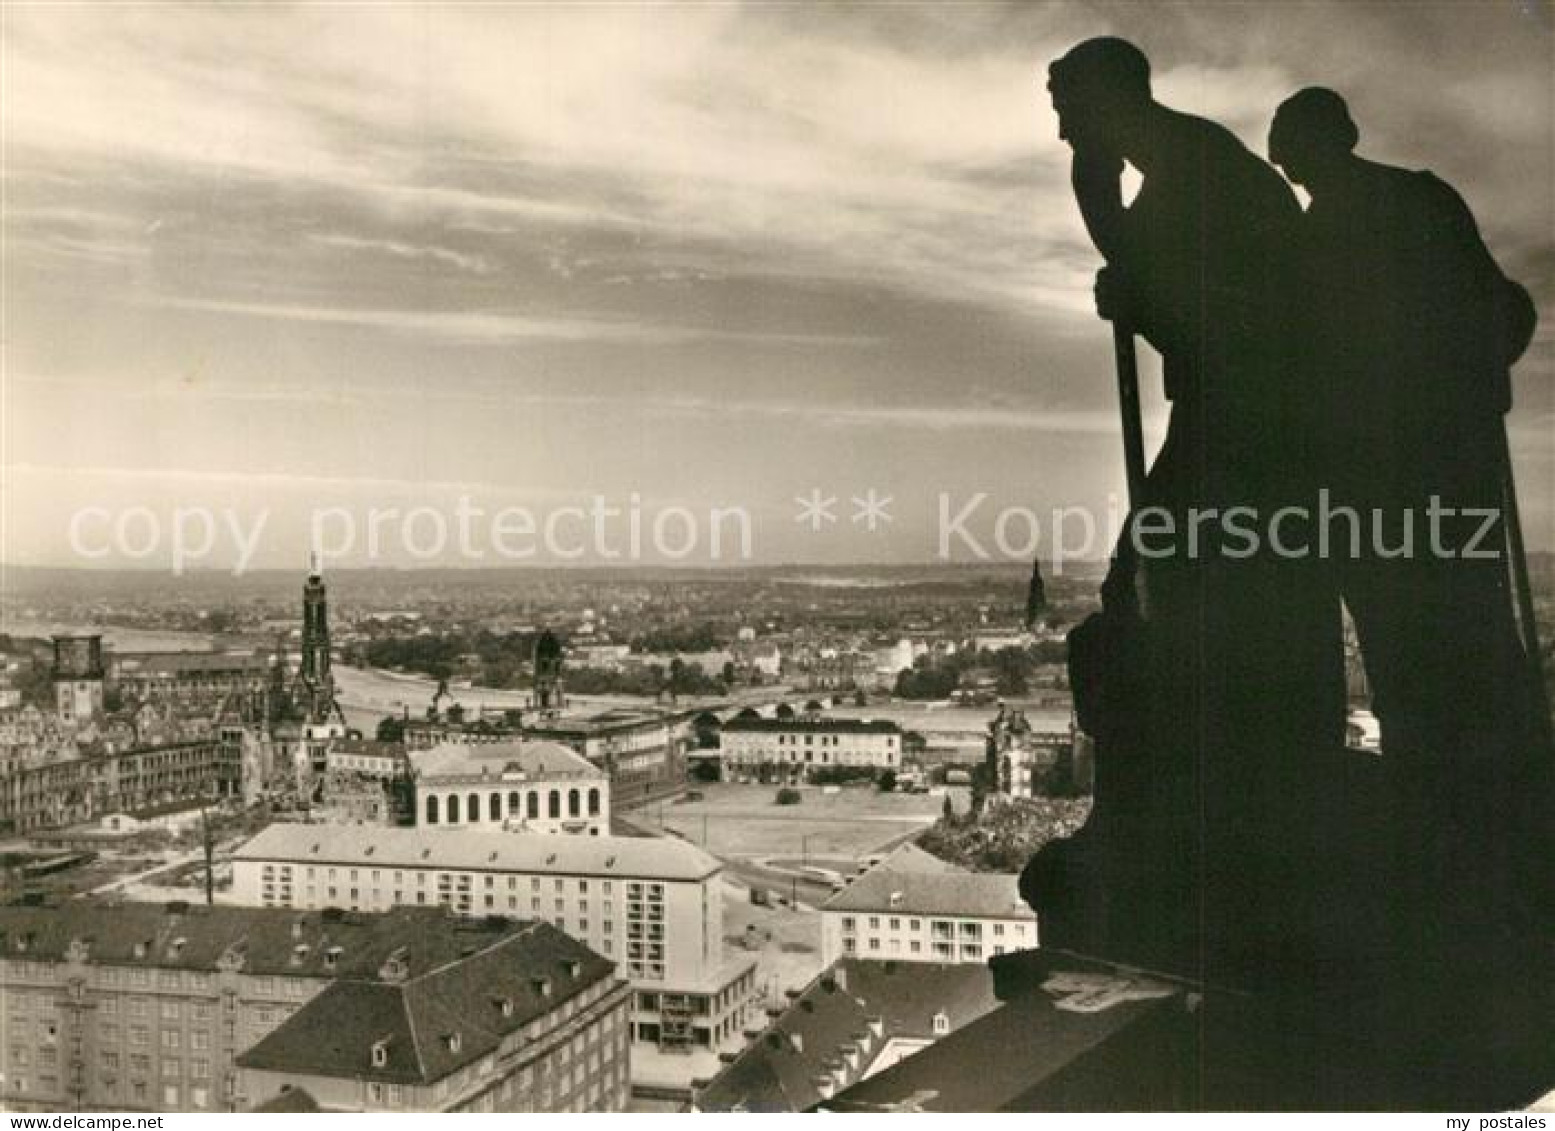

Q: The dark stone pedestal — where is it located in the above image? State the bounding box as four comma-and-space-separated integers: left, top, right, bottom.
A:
821, 946, 1554, 1112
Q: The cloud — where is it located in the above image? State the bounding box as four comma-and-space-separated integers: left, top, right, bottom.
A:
146, 295, 879, 348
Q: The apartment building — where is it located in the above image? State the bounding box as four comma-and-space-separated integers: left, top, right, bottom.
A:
0, 901, 627, 1113
232, 824, 757, 1056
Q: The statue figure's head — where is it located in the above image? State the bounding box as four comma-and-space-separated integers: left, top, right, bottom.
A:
1269, 86, 1359, 188
1047, 37, 1152, 154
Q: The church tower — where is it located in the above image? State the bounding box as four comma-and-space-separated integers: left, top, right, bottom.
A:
294, 552, 342, 724
532, 629, 565, 712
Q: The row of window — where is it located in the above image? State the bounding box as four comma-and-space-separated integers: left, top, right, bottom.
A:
839, 916, 1029, 939
425, 787, 602, 825
842, 936, 1004, 959
262, 866, 645, 898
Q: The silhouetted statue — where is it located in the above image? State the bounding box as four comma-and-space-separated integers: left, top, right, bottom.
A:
1269, 88, 1551, 1019
1024, 38, 1348, 985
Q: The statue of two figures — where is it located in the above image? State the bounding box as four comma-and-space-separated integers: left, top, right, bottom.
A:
1021, 38, 1551, 1108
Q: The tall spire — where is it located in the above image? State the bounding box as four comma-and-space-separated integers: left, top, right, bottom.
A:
295, 553, 340, 724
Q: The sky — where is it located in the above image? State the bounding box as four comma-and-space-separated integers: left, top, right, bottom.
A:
3, 1, 1551, 570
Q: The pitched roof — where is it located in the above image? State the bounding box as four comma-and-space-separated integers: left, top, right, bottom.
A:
408, 738, 602, 782
237, 920, 616, 1086
0, 902, 533, 980
865, 843, 964, 877
696, 959, 1001, 1112
822, 868, 1034, 920
234, 823, 723, 883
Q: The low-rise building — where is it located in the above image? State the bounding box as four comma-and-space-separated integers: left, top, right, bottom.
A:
231, 824, 757, 1058
820, 853, 1037, 966
720, 717, 901, 783
0, 901, 628, 1113
410, 739, 608, 836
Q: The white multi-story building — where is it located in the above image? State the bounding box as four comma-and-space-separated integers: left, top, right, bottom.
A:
232, 824, 757, 1057
720, 717, 901, 782
410, 739, 609, 836
820, 849, 1038, 966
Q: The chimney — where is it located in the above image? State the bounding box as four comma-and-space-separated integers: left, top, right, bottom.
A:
834, 965, 848, 992
789, 1032, 803, 1054
866, 1016, 884, 1040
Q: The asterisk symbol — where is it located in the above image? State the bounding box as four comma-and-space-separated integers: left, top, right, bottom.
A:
794, 488, 838, 531
851, 488, 894, 531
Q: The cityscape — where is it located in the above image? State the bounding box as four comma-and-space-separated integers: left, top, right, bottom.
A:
3, 0, 1552, 1117
4, 555, 1550, 1110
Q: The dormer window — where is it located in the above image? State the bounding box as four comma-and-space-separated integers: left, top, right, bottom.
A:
932, 1010, 949, 1036
324, 946, 343, 970
531, 976, 552, 997
443, 1032, 462, 1054
371, 1039, 389, 1067
170, 937, 187, 956
563, 959, 581, 979
494, 997, 514, 1018
132, 941, 147, 958
291, 944, 310, 965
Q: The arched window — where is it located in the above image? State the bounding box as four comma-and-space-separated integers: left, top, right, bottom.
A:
468, 792, 481, 823
548, 790, 561, 819
568, 789, 581, 818
447, 794, 460, 823
527, 792, 539, 820
588, 788, 601, 817
508, 791, 521, 817
426, 795, 440, 825
489, 793, 502, 822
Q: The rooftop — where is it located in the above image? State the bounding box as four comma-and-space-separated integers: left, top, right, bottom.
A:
235, 823, 723, 882
721, 717, 901, 735
111, 651, 270, 675
695, 958, 1001, 1112
0, 902, 535, 980
238, 918, 617, 1087
823, 868, 1034, 920
409, 738, 602, 782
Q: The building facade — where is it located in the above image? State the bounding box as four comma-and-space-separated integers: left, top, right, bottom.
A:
720, 717, 902, 782
523, 707, 692, 805
236, 916, 630, 1112
108, 652, 270, 713
232, 824, 756, 1055
820, 856, 1038, 967
0, 902, 625, 1114
410, 739, 609, 836
0, 738, 231, 835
